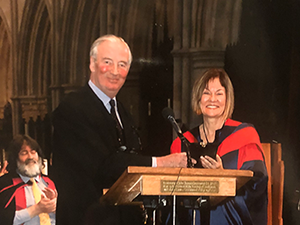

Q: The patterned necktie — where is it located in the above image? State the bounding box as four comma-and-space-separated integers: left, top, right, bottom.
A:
30, 178, 51, 225
109, 99, 125, 146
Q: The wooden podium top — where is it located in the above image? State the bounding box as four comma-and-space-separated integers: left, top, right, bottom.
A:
100, 166, 253, 205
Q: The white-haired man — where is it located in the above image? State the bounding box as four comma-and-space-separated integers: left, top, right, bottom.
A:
52, 34, 188, 224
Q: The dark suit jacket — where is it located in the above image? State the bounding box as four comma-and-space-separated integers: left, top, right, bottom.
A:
51, 84, 152, 225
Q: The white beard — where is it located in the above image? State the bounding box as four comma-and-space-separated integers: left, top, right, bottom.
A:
17, 158, 42, 177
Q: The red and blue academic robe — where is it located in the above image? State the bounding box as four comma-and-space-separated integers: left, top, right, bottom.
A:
170, 119, 268, 225
0, 172, 56, 224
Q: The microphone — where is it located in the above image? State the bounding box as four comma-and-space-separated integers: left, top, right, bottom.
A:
162, 107, 193, 168
162, 107, 184, 139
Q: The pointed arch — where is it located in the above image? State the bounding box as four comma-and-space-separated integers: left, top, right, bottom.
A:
0, 9, 12, 119
58, 0, 101, 90
17, 0, 51, 122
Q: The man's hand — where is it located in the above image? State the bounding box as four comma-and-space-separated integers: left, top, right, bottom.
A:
27, 191, 57, 218
156, 152, 189, 167
36, 195, 57, 213
43, 188, 58, 200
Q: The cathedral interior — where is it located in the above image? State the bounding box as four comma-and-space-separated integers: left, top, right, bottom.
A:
0, 0, 300, 224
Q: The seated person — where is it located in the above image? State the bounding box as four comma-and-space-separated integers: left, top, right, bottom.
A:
170, 68, 268, 225
0, 135, 57, 224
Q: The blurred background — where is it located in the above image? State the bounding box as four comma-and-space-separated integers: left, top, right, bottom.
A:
0, 0, 299, 223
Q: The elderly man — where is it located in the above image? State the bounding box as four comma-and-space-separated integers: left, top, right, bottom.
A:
0, 135, 57, 224
51, 34, 188, 224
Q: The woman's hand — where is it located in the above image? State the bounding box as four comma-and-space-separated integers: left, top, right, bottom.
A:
200, 154, 223, 169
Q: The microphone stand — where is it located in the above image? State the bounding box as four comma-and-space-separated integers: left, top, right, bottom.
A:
177, 133, 193, 168
162, 108, 194, 168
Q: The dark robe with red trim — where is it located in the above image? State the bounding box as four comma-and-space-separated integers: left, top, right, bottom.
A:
0, 171, 56, 224
170, 119, 268, 225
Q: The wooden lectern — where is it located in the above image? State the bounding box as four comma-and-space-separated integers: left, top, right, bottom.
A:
100, 166, 253, 205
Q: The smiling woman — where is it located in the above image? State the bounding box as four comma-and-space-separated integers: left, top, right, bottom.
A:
199, 78, 226, 120
170, 68, 268, 225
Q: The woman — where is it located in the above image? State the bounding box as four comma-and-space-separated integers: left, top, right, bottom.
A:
170, 68, 268, 225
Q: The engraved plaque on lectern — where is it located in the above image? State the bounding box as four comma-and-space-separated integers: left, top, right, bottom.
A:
161, 180, 219, 193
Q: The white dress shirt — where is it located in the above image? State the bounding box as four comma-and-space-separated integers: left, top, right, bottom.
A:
88, 80, 157, 167
13, 173, 55, 225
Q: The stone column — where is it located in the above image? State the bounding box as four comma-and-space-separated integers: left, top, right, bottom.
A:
10, 0, 20, 135
49, 0, 62, 110
172, 0, 242, 129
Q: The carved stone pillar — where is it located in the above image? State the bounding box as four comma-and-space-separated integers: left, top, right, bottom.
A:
49, 0, 62, 110
10, 0, 20, 135
172, 0, 242, 129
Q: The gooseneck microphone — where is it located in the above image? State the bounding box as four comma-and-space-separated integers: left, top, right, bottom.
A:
162, 107, 193, 168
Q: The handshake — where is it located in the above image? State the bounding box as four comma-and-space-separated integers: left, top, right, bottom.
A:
156, 152, 196, 168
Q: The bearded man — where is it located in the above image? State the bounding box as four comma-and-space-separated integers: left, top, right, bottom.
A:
0, 135, 57, 224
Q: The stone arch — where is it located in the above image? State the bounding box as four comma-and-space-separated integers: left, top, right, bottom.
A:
55, 0, 164, 92
59, 0, 101, 89
116, 0, 155, 60
0, 6, 13, 150
0, 8, 12, 119
18, 0, 50, 98
11, 0, 52, 150
192, 0, 241, 48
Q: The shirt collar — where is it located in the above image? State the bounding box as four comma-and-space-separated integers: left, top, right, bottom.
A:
88, 80, 117, 112
17, 171, 40, 184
